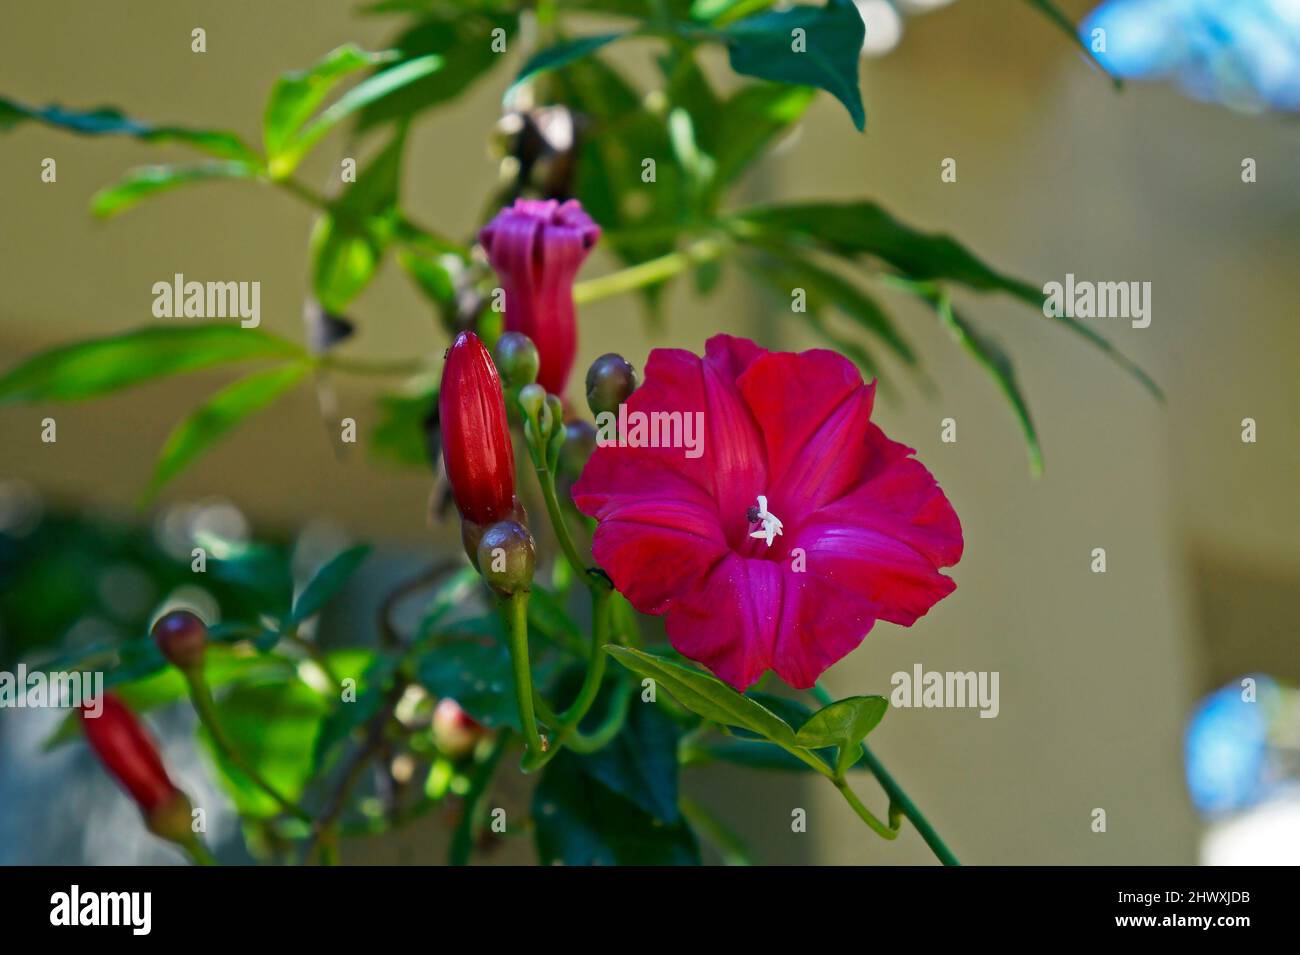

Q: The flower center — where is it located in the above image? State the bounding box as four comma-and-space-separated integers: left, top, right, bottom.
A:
747, 495, 784, 548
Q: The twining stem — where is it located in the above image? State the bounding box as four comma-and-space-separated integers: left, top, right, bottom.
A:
832, 776, 898, 842
185, 672, 312, 823
503, 592, 547, 760
520, 589, 623, 771
812, 682, 961, 867
449, 730, 512, 866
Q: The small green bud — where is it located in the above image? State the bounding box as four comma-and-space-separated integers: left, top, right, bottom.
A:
494, 331, 540, 388
518, 383, 547, 422
476, 521, 536, 596
585, 353, 637, 418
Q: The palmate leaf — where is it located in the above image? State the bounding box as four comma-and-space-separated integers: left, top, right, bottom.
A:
0, 325, 304, 405
90, 161, 260, 219
263, 44, 396, 162
145, 362, 312, 501
267, 54, 442, 177
359, 8, 520, 129
0, 97, 257, 161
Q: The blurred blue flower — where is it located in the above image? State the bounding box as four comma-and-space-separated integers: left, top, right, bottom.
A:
1185, 675, 1280, 816
1083, 0, 1300, 111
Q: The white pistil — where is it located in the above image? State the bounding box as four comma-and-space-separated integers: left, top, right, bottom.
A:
748, 494, 784, 547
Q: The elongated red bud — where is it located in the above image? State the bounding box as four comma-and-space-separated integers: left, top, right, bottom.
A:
438, 331, 518, 526
80, 694, 182, 819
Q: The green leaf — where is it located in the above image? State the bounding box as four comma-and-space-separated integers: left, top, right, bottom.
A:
263, 44, 395, 161
751, 248, 916, 366
358, 11, 519, 128
0, 325, 304, 406
718, 0, 865, 130
145, 362, 311, 501
1022, 0, 1122, 90
370, 380, 437, 469
605, 646, 796, 746
796, 694, 886, 773
199, 678, 330, 819
553, 55, 688, 309
268, 55, 441, 177
290, 544, 371, 625
311, 656, 396, 774
414, 636, 522, 732
533, 750, 700, 865
0, 97, 258, 161
90, 161, 259, 219
712, 83, 813, 196
509, 33, 625, 97
932, 294, 1043, 476
310, 127, 406, 311
737, 200, 1161, 398
574, 699, 682, 823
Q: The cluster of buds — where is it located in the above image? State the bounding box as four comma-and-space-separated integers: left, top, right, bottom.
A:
438, 331, 535, 596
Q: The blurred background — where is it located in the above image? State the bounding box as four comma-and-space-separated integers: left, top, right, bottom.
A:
1, 0, 1297, 864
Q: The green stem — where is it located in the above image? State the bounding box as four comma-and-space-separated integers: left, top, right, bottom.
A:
534, 463, 599, 595
504, 593, 547, 759
185, 672, 312, 822
573, 237, 726, 306
812, 682, 961, 866
832, 776, 898, 841
449, 731, 511, 866
679, 795, 754, 866
520, 589, 619, 771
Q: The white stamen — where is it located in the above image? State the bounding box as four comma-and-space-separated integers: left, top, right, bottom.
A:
748, 494, 784, 547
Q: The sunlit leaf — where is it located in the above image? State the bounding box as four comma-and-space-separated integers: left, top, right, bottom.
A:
290, 544, 372, 625
263, 44, 395, 161
145, 362, 311, 501
0, 97, 258, 161
0, 325, 304, 405
90, 161, 259, 219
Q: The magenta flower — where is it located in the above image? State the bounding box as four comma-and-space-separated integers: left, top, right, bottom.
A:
572, 335, 963, 690
479, 199, 601, 396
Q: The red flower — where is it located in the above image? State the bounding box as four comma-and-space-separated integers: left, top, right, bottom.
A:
479, 199, 600, 396
572, 335, 963, 690
439, 331, 517, 526
79, 693, 179, 815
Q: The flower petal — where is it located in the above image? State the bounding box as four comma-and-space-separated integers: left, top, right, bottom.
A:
737, 348, 875, 516
664, 554, 781, 690
794, 433, 962, 627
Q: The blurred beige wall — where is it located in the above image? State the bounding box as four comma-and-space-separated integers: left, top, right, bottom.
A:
2, 1, 1297, 864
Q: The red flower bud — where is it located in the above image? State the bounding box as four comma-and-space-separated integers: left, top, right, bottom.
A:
432, 698, 487, 760
79, 693, 180, 817
479, 199, 600, 396
438, 331, 517, 526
